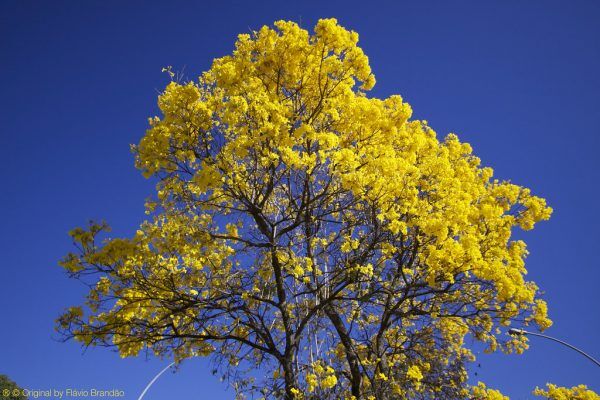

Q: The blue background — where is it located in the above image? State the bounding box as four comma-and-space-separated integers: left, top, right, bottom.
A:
1, 1, 598, 398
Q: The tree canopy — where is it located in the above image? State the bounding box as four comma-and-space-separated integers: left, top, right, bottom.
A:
533, 384, 599, 400
57, 18, 595, 399
0, 375, 27, 400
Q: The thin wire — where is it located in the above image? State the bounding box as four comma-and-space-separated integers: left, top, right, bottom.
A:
137, 362, 175, 400
525, 331, 600, 368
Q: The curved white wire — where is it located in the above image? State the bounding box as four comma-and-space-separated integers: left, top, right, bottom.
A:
137, 362, 175, 400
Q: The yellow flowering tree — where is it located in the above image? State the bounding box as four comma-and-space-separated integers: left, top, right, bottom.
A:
534, 384, 600, 400
57, 19, 567, 399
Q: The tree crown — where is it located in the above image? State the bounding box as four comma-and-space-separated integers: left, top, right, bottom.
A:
58, 18, 556, 399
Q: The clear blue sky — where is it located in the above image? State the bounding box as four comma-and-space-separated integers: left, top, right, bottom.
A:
1, 1, 598, 398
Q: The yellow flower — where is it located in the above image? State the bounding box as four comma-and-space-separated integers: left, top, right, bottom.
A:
406, 365, 423, 383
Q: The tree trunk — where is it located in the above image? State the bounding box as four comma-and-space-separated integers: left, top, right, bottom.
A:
325, 306, 362, 399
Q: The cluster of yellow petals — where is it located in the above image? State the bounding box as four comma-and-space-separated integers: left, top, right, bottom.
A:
534, 384, 600, 400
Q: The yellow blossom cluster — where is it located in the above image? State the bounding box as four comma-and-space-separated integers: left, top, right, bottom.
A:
534, 384, 600, 400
